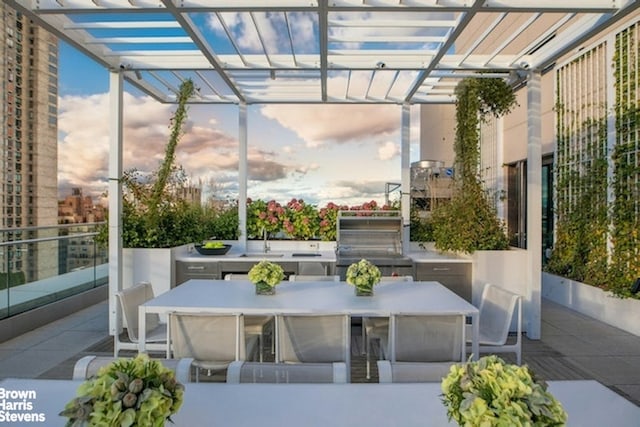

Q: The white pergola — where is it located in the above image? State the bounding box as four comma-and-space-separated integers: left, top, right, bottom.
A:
10, 0, 639, 339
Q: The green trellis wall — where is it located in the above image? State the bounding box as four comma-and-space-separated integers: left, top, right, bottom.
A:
548, 21, 640, 298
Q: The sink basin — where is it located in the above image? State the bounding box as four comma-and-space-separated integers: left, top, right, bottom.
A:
240, 253, 285, 258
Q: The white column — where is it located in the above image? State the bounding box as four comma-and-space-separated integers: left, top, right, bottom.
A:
401, 103, 411, 253
238, 103, 248, 251
108, 71, 124, 335
526, 71, 542, 339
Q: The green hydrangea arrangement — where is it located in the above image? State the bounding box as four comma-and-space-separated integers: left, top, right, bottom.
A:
346, 259, 381, 295
60, 354, 184, 427
248, 260, 285, 293
441, 355, 567, 427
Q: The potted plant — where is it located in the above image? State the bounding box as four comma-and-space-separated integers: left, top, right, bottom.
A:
441, 355, 567, 426
248, 260, 284, 295
60, 354, 184, 427
346, 259, 381, 296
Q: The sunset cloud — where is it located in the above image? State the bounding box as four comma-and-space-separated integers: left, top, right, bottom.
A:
57, 92, 292, 201
260, 103, 401, 147
57, 90, 415, 207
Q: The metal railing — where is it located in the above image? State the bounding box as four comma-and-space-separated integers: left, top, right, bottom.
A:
0, 223, 108, 319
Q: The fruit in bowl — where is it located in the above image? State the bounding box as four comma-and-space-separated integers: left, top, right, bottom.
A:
195, 241, 232, 255
203, 241, 225, 249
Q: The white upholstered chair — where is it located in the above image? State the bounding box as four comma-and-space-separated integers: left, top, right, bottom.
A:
377, 313, 465, 383
276, 313, 351, 381
73, 355, 193, 384
167, 312, 257, 381
288, 275, 340, 282
362, 275, 414, 379
114, 282, 167, 356
224, 273, 273, 361
226, 361, 348, 384
467, 283, 523, 364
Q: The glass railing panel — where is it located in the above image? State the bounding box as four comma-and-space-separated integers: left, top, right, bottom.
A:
0, 223, 108, 319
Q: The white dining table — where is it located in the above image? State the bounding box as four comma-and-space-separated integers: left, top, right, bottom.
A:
138, 279, 480, 358
1, 378, 638, 427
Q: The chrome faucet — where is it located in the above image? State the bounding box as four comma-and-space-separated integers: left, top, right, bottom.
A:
262, 227, 271, 253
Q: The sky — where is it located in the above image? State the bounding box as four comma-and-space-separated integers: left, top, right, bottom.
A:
56, 13, 423, 209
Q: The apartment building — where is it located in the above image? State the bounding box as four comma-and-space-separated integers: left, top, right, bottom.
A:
0, 3, 59, 282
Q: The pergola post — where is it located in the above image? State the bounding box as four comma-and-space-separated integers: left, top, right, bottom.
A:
238, 103, 248, 251
526, 71, 542, 339
108, 70, 124, 335
401, 103, 411, 253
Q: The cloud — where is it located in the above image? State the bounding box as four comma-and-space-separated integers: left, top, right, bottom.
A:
378, 141, 400, 160
57, 92, 292, 201
260, 104, 400, 147
207, 11, 317, 55
206, 12, 287, 54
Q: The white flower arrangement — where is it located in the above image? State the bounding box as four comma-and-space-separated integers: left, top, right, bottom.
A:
346, 259, 381, 295
441, 355, 567, 426
248, 260, 285, 291
60, 354, 184, 427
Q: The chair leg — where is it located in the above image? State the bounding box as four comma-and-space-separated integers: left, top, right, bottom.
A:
361, 321, 367, 355
366, 334, 371, 380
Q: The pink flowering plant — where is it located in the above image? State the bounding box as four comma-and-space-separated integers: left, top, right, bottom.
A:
246, 199, 286, 238
283, 198, 320, 240
246, 198, 396, 241
318, 202, 345, 241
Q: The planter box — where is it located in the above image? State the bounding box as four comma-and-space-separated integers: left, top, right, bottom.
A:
542, 272, 640, 336
123, 246, 184, 296
472, 248, 529, 333
410, 243, 531, 334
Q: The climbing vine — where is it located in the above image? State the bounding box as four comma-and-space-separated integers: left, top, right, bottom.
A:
547, 25, 640, 299
430, 78, 516, 253
608, 25, 640, 297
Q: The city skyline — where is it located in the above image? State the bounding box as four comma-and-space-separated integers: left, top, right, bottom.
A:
57, 42, 422, 209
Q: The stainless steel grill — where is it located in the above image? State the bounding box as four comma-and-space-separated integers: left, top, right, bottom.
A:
335, 211, 413, 279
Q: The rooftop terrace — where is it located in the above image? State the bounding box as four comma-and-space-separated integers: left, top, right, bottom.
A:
0, 297, 638, 407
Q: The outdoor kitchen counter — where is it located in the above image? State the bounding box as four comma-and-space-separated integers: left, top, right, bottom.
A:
176, 249, 337, 262
407, 250, 472, 263
174, 245, 337, 284
408, 250, 473, 301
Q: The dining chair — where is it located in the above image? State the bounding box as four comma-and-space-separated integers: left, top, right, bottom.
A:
297, 262, 328, 276
288, 275, 340, 282
224, 273, 273, 362
275, 313, 351, 380
377, 313, 465, 383
167, 312, 257, 382
226, 361, 348, 383
73, 355, 194, 384
114, 281, 167, 356
223, 273, 250, 280
467, 283, 523, 364
362, 275, 414, 379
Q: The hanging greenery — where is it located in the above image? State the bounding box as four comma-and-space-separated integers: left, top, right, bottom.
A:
430, 77, 516, 253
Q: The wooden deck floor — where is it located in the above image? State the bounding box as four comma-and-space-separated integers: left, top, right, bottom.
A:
38, 325, 592, 385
